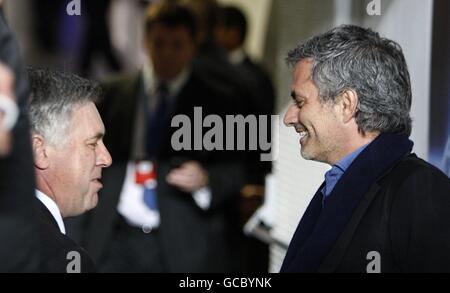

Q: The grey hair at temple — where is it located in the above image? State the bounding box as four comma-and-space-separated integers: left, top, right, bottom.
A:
27, 67, 101, 146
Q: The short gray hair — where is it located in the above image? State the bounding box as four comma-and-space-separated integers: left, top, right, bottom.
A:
27, 68, 101, 146
286, 25, 412, 136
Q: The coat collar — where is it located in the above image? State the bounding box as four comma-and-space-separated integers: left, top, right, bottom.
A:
280, 133, 413, 272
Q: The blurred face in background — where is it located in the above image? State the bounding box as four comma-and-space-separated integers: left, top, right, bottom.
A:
0, 63, 17, 157
145, 24, 195, 82
214, 24, 242, 53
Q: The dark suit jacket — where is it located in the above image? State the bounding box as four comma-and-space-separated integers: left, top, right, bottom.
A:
281, 133, 450, 273
35, 199, 96, 273
72, 70, 246, 272
237, 56, 275, 184
239, 57, 274, 117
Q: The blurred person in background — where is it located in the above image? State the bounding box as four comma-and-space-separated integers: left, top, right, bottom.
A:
79, 0, 122, 78
214, 4, 275, 272
0, 63, 17, 156
69, 1, 247, 272
0, 0, 42, 272
215, 5, 274, 119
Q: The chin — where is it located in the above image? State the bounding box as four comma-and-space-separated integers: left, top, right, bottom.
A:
91, 195, 99, 209
300, 148, 313, 160
85, 193, 99, 211
301, 154, 314, 161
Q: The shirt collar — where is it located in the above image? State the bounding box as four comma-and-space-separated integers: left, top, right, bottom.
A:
322, 143, 370, 199
335, 143, 369, 172
228, 48, 246, 65
142, 59, 190, 100
35, 189, 66, 234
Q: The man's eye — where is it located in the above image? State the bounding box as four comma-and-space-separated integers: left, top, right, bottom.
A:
89, 143, 98, 149
295, 100, 304, 108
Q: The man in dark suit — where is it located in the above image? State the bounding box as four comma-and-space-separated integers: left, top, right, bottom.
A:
27, 68, 112, 272
214, 5, 276, 272
71, 2, 246, 272
215, 5, 275, 119
0, 3, 41, 272
281, 25, 450, 273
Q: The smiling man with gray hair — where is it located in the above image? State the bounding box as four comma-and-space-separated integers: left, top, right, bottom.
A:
281, 25, 450, 273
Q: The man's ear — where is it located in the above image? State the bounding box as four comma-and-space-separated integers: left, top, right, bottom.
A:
32, 134, 50, 170
337, 89, 358, 123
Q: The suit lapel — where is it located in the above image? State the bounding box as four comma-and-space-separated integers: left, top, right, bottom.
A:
318, 183, 381, 272
280, 186, 324, 271
318, 150, 414, 272
35, 198, 60, 231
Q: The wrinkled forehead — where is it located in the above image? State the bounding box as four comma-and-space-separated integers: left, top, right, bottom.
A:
68, 102, 105, 137
291, 59, 315, 93
293, 59, 314, 81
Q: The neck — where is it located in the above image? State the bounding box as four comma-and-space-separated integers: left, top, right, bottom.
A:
35, 171, 66, 217
329, 131, 379, 165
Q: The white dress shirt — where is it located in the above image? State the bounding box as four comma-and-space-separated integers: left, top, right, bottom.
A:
228, 48, 246, 65
35, 189, 66, 234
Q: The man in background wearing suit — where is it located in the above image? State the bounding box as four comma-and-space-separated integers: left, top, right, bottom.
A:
215, 5, 275, 122
214, 5, 275, 272
27, 68, 112, 272
70, 1, 247, 272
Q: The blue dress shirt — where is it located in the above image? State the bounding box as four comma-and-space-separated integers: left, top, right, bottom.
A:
321, 143, 370, 203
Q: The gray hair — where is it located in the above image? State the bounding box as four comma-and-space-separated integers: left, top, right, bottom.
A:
27, 68, 101, 146
286, 25, 412, 136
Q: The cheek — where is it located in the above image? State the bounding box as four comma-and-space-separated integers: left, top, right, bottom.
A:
309, 110, 335, 137
301, 108, 318, 130
84, 149, 97, 171
77, 149, 96, 184
53, 150, 75, 176
320, 115, 342, 140
179, 47, 193, 62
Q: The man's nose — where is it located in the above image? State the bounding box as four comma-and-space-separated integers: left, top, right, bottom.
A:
284, 104, 299, 127
97, 141, 112, 168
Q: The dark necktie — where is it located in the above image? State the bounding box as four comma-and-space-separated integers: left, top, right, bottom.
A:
146, 82, 169, 159
143, 83, 169, 212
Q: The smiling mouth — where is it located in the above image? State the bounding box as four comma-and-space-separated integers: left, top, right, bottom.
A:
298, 129, 309, 144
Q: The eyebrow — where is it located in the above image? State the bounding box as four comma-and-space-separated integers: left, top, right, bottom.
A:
291, 91, 305, 101
87, 133, 104, 141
